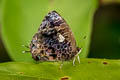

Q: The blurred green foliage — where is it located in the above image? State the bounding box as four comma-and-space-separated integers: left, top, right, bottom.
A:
1, 0, 98, 61
0, 0, 11, 62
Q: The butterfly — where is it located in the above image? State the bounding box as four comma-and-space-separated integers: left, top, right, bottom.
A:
23, 11, 82, 66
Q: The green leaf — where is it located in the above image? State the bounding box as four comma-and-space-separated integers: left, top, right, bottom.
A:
0, 58, 120, 80
1, 0, 98, 61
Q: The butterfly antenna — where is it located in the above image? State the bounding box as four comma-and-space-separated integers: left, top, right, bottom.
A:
79, 36, 87, 48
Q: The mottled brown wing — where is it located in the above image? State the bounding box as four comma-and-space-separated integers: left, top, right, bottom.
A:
30, 11, 78, 61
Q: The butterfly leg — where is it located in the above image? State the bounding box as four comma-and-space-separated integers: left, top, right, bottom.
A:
22, 45, 30, 48
77, 48, 82, 63
22, 44, 30, 53
73, 48, 82, 66
73, 56, 76, 66
22, 50, 30, 53
59, 58, 64, 69
59, 62, 63, 69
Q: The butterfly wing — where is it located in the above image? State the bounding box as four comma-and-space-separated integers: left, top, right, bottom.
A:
30, 11, 78, 61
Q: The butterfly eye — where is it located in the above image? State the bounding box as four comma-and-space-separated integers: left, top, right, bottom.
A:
30, 43, 35, 49
35, 56, 41, 60
32, 44, 35, 47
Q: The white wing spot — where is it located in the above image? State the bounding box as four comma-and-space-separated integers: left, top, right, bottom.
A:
58, 34, 65, 42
